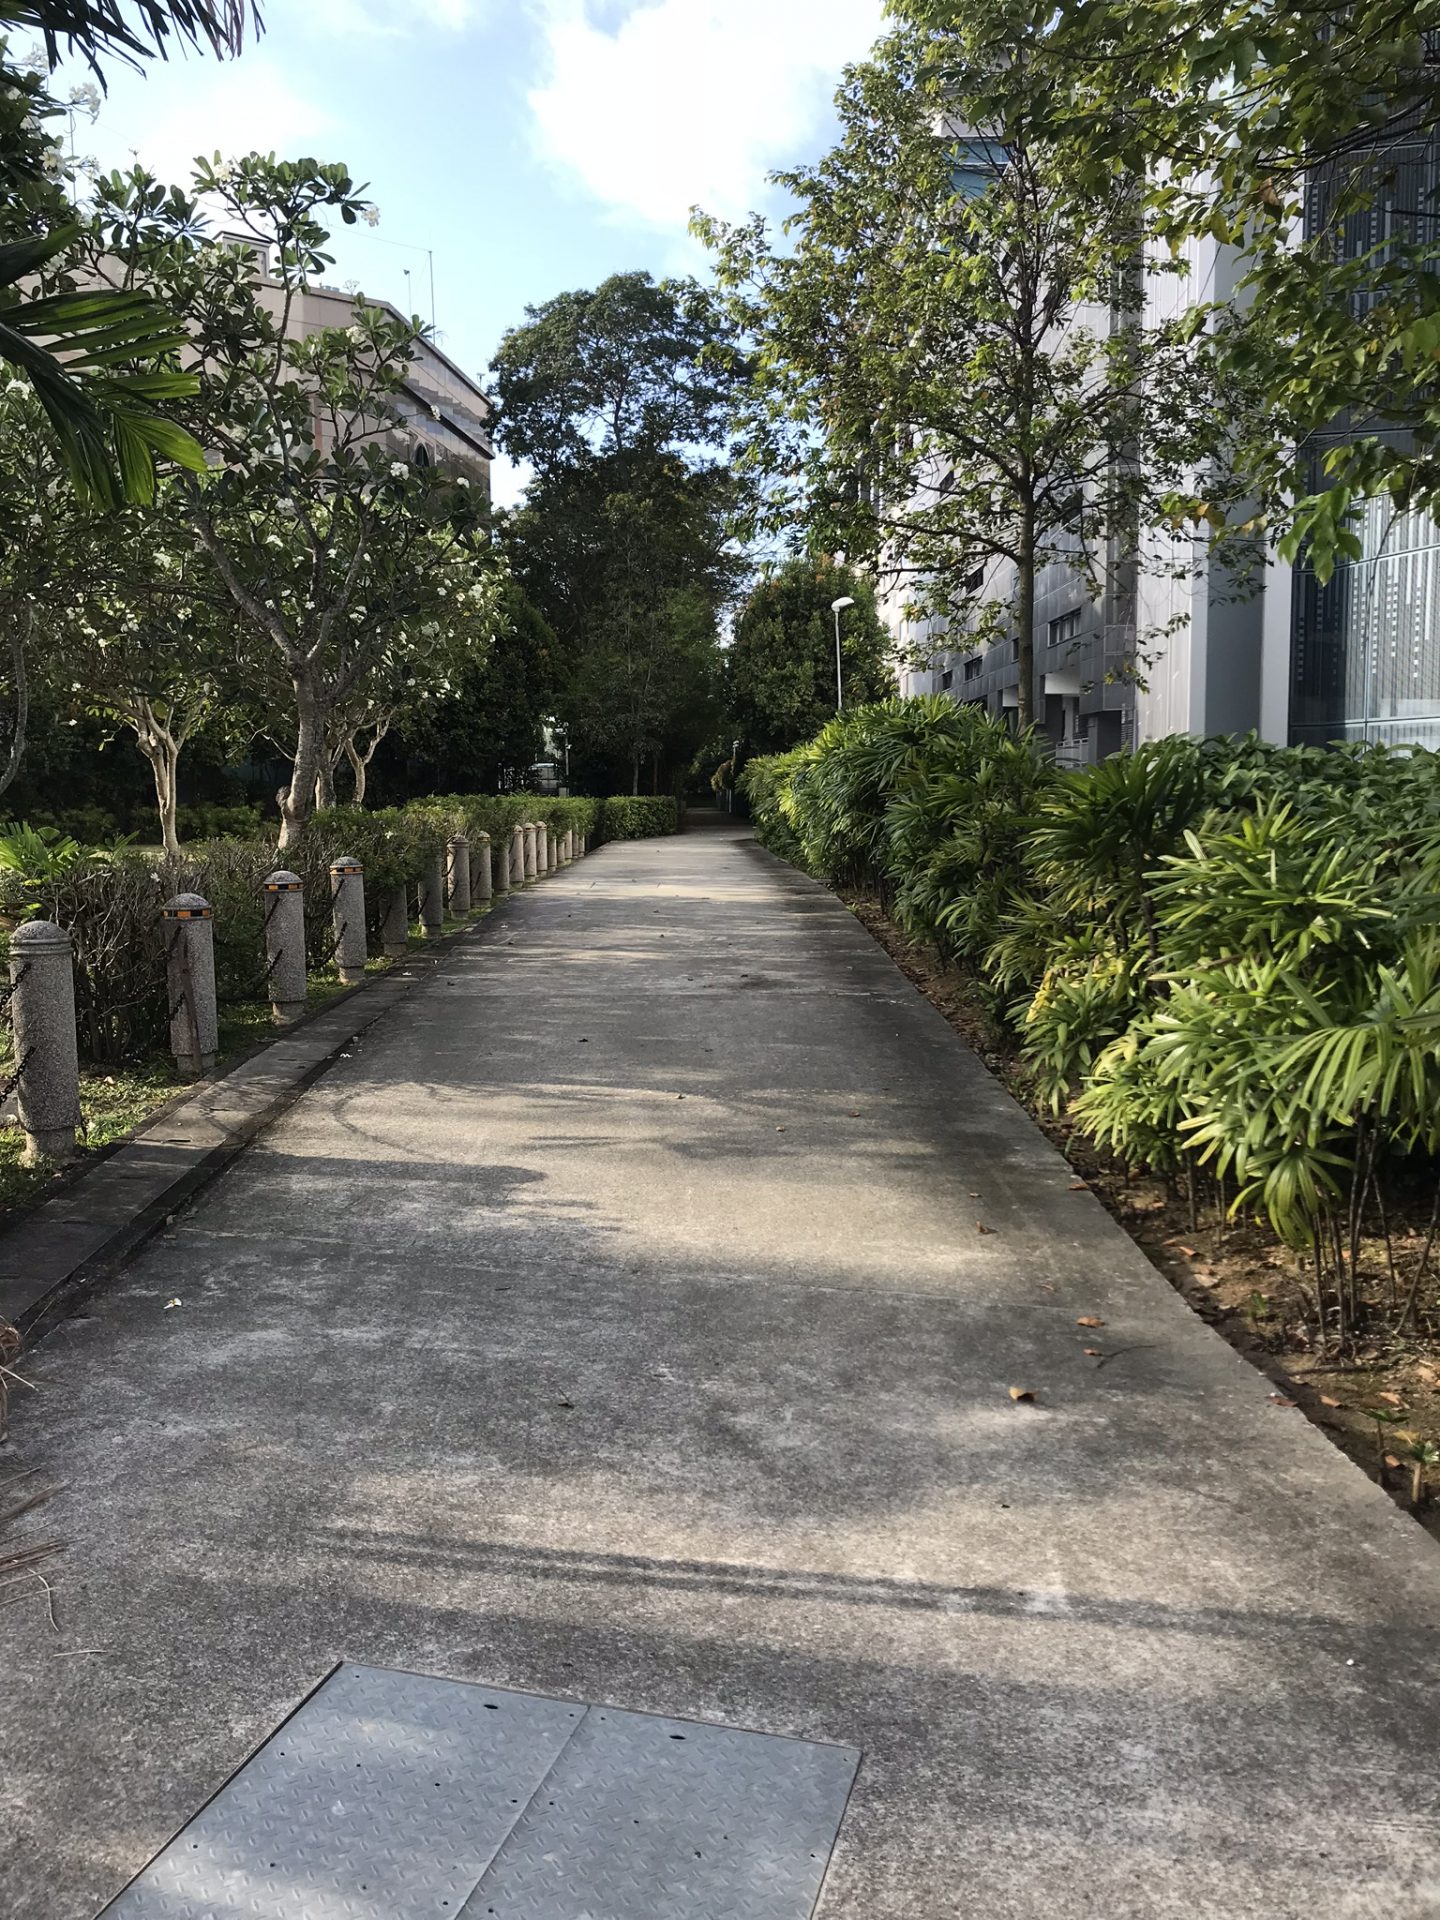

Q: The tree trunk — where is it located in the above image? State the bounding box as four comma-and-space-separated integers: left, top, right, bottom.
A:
314, 752, 336, 811
0, 608, 30, 800
1015, 502, 1036, 732
346, 735, 369, 806
134, 704, 183, 857
279, 679, 325, 849
631, 749, 640, 796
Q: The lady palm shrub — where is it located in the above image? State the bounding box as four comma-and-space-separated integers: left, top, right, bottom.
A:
755, 696, 1440, 1345
740, 750, 809, 866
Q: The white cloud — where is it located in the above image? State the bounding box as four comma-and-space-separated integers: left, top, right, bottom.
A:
306, 0, 484, 33
86, 56, 339, 187
527, 0, 886, 229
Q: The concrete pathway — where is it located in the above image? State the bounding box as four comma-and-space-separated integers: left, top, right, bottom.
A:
4, 822, 1440, 1919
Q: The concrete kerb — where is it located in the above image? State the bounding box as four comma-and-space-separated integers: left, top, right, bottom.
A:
0, 883, 540, 1343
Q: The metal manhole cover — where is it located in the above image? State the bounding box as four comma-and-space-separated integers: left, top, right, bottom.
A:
99, 1663, 860, 1920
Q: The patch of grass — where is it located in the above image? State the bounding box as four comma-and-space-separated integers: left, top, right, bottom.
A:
0, 962, 396, 1223
0, 1056, 177, 1216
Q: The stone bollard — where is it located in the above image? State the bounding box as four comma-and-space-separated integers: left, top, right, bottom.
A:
262, 869, 307, 1025
329, 856, 368, 986
523, 823, 538, 881
561, 829, 573, 864
419, 850, 446, 937
578, 834, 588, 857
473, 832, 493, 903
510, 824, 525, 886
381, 884, 410, 957
448, 834, 472, 916
546, 829, 558, 874
536, 822, 550, 876
163, 893, 218, 1080
492, 835, 510, 896
7, 920, 81, 1165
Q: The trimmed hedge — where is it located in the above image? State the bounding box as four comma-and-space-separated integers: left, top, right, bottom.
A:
596, 797, 678, 841
410, 794, 601, 849
0, 787, 679, 1067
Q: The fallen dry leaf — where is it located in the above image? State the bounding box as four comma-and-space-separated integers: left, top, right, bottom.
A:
1068, 1180, 1088, 1192
1008, 1387, 1035, 1403
1083, 1347, 1103, 1357
846, 1110, 861, 1117
1320, 1394, 1343, 1408
1385, 1454, 1402, 1469
976, 1222, 995, 1235
1269, 1394, 1297, 1407
1176, 1245, 1197, 1258
1076, 1316, 1105, 1328
1379, 1391, 1405, 1407
775, 1126, 786, 1133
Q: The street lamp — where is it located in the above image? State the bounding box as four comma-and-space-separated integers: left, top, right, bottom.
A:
830, 596, 856, 711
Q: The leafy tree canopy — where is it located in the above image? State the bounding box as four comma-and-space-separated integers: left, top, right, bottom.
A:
730, 557, 894, 756
494, 272, 747, 790
490, 270, 739, 476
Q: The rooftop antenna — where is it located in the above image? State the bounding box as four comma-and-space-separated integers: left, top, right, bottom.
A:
376, 237, 437, 331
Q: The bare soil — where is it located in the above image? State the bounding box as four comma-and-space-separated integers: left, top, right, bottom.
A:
843, 890, 1440, 1542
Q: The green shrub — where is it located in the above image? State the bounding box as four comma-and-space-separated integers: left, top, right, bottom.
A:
19, 840, 274, 1063
596, 796, 678, 841
175, 802, 268, 842
292, 806, 446, 965
747, 696, 1440, 1337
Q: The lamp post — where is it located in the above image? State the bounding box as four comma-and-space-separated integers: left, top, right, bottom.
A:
830, 596, 856, 711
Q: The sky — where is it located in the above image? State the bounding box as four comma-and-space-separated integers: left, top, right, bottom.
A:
59, 0, 888, 503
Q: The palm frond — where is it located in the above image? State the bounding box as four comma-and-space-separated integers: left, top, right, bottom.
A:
2, 0, 260, 71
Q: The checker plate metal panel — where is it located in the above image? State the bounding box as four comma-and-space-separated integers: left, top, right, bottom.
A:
459, 1703, 858, 1920
101, 1666, 583, 1919
99, 1666, 859, 1920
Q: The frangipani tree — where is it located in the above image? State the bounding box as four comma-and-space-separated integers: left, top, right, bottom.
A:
82, 153, 503, 843
53, 498, 242, 851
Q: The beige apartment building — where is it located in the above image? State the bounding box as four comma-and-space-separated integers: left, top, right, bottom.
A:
250, 270, 496, 493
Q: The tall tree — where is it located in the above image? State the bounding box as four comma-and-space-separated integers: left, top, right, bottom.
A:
934, 0, 1440, 579
494, 272, 743, 790
697, 20, 1234, 727
730, 557, 894, 755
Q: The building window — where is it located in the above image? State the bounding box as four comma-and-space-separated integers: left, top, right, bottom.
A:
963, 655, 983, 682
963, 566, 984, 592
940, 668, 953, 690
413, 441, 432, 468
1049, 608, 1082, 649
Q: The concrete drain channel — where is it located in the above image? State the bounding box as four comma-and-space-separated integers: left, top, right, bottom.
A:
99, 1663, 860, 1918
